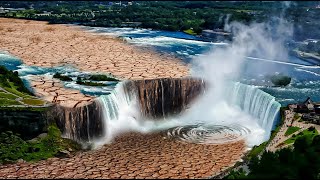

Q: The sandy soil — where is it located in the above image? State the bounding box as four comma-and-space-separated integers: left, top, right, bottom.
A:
0, 18, 190, 107
28, 75, 94, 108
0, 18, 190, 80
0, 132, 246, 179
0, 18, 247, 178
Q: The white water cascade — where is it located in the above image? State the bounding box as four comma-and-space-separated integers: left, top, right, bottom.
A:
94, 81, 141, 146
93, 81, 183, 148
93, 80, 281, 148
227, 82, 281, 137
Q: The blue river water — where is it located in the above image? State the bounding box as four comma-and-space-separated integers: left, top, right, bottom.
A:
1, 26, 320, 106
0, 51, 118, 96
83, 27, 320, 106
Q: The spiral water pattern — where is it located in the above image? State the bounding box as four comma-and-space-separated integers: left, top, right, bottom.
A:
166, 124, 251, 144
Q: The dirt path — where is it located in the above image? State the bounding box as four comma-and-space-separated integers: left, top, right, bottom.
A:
266, 108, 320, 152
0, 132, 245, 179
0, 87, 49, 107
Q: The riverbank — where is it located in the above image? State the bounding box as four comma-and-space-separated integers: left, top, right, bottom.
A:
0, 18, 189, 80
0, 18, 248, 178
0, 18, 190, 107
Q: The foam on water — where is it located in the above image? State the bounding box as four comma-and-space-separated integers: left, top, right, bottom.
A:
85, 27, 157, 37
94, 81, 185, 147
94, 80, 279, 148
0, 52, 119, 97
0, 52, 23, 70
295, 68, 320, 76
123, 36, 216, 47
167, 124, 251, 145
83, 25, 320, 105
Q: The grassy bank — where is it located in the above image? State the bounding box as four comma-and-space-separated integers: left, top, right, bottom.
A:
0, 65, 47, 107
284, 127, 318, 145
284, 126, 301, 136
0, 124, 81, 164
224, 107, 320, 179
183, 29, 198, 35
52, 72, 119, 87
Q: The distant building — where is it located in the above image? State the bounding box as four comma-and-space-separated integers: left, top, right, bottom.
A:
0, 7, 5, 14
315, 103, 320, 114
35, 11, 52, 16
0, 7, 25, 12
201, 29, 232, 41
0, 7, 26, 14
296, 97, 315, 113
121, 22, 142, 27
295, 97, 320, 124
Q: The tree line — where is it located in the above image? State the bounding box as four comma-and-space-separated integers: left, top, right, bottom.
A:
225, 127, 320, 179
0, 1, 319, 39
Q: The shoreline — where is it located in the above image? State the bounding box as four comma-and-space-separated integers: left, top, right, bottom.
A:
0, 18, 249, 178
0, 18, 190, 107
0, 18, 190, 80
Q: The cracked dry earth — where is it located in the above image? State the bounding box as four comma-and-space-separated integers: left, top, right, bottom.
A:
28, 75, 94, 108
0, 18, 246, 179
0, 18, 189, 80
0, 132, 245, 179
0, 18, 190, 108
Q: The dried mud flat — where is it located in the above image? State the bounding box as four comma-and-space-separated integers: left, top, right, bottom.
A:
0, 18, 189, 80
28, 75, 94, 108
0, 18, 246, 178
0, 18, 190, 107
0, 132, 245, 179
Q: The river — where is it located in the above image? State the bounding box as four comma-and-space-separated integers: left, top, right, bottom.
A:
82, 26, 320, 106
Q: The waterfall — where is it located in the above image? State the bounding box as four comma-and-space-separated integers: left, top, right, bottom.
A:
226, 82, 281, 138
48, 102, 104, 144
90, 78, 280, 148
93, 78, 206, 147
160, 79, 166, 118
86, 105, 91, 143
95, 81, 142, 145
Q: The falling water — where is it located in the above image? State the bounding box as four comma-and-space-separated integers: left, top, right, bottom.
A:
86, 105, 91, 143
49, 102, 104, 144
93, 78, 280, 148
94, 81, 142, 146
226, 82, 281, 139
160, 79, 166, 118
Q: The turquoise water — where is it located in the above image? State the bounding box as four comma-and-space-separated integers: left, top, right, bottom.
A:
83, 27, 320, 106
0, 51, 118, 96
1, 26, 320, 106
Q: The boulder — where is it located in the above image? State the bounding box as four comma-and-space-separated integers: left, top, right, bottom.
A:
270, 74, 291, 86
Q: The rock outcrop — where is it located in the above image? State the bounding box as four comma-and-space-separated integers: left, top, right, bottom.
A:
48, 102, 104, 143
26, 78, 206, 143
125, 78, 206, 119
0, 107, 49, 140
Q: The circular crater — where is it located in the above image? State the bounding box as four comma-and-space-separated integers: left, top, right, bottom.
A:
166, 123, 251, 144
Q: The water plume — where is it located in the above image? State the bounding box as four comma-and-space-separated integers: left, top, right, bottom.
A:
91, 13, 292, 149
185, 14, 292, 146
